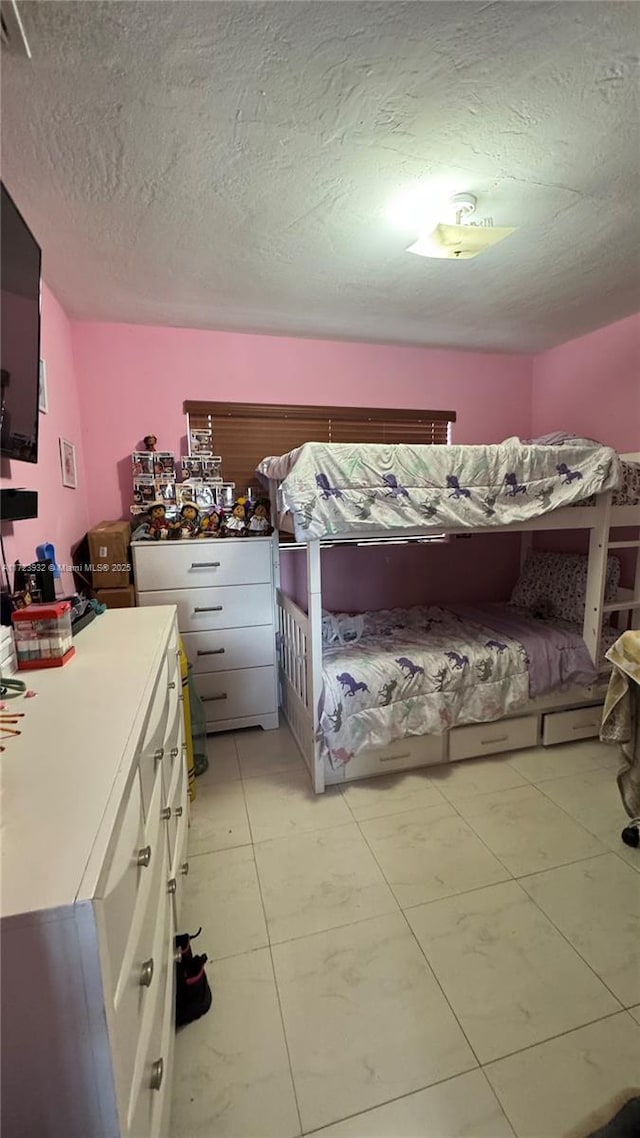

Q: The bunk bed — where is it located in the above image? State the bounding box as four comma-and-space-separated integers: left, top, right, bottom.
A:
258, 439, 640, 793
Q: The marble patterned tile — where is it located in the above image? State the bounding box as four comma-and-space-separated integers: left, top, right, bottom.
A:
243, 769, 352, 843
235, 724, 305, 778
171, 948, 300, 1138
180, 845, 268, 960
188, 780, 251, 855
537, 768, 640, 873
255, 823, 397, 943
507, 739, 619, 784
360, 804, 510, 909
340, 769, 451, 822
520, 853, 640, 1006
428, 756, 527, 804
312, 1069, 514, 1137
485, 1013, 640, 1138
455, 784, 605, 876
272, 912, 476, 1132
407, 880, 619, 1063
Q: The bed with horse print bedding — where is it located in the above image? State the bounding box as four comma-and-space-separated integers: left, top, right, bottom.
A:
257, 438, 622, 540
318, 603, 616, 770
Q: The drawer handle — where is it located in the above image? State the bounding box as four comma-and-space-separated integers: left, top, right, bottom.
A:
160, 806, 172, 821
180, 861, 190, 876
379, 752, 410, 763
168, 681, 176, 690
197, 648, 226, 656
137, 845, 152, 868
154, 747, 165, 762
194, 606, 223, 613
191, 561, 221, 569
572, 722, 597, 730
480, 735, 509, 746
174, 947, 183, 964
167, 877, 177, 894
170, 746, 179, 758
174, 805, 183, 818
139, 957, 154, 988
202, 693, 228, 702
150, 1058, 164, 1092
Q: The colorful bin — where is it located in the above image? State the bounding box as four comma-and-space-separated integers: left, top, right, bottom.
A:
12, 601, 75, 670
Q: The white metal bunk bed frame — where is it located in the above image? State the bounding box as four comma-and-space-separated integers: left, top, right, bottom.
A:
269, 453, 640, 794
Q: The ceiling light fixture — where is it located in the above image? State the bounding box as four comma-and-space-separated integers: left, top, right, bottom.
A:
406, 193, 516, 260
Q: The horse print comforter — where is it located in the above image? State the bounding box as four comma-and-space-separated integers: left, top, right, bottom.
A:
258, 439, 621, 540
318, 604, 600, 769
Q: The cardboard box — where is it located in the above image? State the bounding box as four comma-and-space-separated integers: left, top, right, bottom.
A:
96, 585, 136, 609
88, 520, 132, 588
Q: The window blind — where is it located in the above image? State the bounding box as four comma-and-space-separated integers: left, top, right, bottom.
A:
183, 401, 455, 495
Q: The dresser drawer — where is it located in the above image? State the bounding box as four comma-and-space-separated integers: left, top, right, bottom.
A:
138, 583, 273, 633
111, 816, 169, 1113
134, 539, 272, 591
139, 687, 182, 821
99, 770, 146, 986
195, 665, 277, 724
165, 736, 188, 877
181, 625, 274, 674
542, 704, 604, 746
449, 715, 539, 762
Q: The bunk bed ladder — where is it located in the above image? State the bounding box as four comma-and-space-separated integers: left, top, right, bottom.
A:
582, 490, 613, 667
306, 540, 325, 793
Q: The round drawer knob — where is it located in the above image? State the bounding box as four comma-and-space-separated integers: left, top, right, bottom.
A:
150, 1057, 164, 1091
174, 805, 183, 818
180, 861, 189, 876
160, 806, 171, 821
167, 877, 177, 894
139, 957, 154, 988
136, 845, 152, 868
168, 681, 176, 690
173, 947, 183, 964
154, 747, 164, 762
170, 747, 179, 759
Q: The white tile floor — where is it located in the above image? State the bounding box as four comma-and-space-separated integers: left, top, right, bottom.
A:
171, 727, 640, 1138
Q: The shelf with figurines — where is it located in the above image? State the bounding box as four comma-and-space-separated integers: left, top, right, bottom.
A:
131, 496, 273, 542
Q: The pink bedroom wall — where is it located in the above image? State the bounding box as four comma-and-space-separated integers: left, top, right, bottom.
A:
71, 322, 532, 609
71, 321, 532, 525
0, 284, 89, 593
531, 312, 640, 452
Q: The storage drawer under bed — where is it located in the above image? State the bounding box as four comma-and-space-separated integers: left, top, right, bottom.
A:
449, 714, 538, 761
329, 732, 445, 783
542, 704, 604, 746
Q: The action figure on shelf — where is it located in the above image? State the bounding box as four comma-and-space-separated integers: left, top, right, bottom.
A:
167, 516, 183, 540
149, 502, 169, 540
179, 503, 200, 537
225, 497, 248, 535
248, 498, 273, 536
144, 434, 158, 452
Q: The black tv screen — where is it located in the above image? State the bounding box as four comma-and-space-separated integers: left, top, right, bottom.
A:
1, 183, 42, 464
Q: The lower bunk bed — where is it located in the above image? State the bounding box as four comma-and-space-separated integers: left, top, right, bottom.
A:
277, 590, 615, 790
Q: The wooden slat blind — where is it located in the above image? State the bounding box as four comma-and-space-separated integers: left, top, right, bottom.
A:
183, 401, 455, 496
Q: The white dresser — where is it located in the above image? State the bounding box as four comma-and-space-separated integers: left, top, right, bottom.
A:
1, 607, 188, 1138
133, 537, 278, 733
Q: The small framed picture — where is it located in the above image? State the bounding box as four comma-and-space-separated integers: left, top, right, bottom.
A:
38, 359, 48, 413
59, 438, 77, 489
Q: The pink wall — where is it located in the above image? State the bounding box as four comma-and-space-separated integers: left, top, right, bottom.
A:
1, 284, 89, 593
532, 313, 640, 452
71, 321, 532, 526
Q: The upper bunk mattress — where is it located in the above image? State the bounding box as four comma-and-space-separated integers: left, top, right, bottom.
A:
258, 439, 622, 540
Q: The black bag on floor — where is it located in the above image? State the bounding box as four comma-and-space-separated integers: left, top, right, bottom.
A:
175, 927, 213, 1027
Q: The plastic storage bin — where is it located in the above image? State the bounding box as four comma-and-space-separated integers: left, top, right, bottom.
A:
12, 601, 75, 670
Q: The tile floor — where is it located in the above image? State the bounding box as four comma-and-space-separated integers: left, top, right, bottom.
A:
171, 727, 640, 1138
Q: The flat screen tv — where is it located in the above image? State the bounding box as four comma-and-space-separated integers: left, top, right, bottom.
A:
1, 183, 42, 464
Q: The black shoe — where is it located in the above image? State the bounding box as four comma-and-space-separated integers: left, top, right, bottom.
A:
175, 942, 213, 1027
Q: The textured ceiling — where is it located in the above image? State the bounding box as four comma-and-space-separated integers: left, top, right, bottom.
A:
1, 0, 639, 351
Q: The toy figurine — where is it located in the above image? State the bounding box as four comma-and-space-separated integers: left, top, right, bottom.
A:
248, 498, 273, 536
197, 510, 223, 538
149, 503, 169, 540
167, 516, 182, 540
180, 503, 200, 537
144, 434, 158, 452
225, 497, 248, 535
